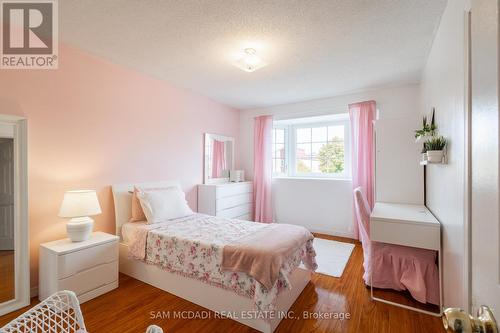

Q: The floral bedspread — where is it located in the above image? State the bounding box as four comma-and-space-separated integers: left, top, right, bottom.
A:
130, 214, 317, 312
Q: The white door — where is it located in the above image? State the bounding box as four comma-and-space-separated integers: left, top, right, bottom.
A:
0, 138, 14, 251
470, 0, 500, 316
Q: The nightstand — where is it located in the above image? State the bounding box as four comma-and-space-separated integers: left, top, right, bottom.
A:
39, 231, 119, 303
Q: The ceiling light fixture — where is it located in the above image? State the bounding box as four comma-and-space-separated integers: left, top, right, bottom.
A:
233, 48, 267, 72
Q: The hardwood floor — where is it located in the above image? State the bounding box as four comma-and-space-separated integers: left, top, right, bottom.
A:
0, 250, 15, 304
0, 235, 445, 332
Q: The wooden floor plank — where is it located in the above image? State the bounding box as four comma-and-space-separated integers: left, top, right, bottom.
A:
0, 235, 445, 332
0, 251, 15, 304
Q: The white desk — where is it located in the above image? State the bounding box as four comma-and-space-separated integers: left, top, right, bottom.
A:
370, 202, 440, 250
370, 202, 442, 316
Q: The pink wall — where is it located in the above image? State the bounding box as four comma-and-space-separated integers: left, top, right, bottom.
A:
0, 45, 240, 288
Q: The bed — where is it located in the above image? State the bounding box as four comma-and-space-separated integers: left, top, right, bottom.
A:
112, 181, 316, 333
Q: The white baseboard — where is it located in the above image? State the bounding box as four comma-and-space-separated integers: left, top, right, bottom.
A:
308, 227, 355, 239
30, 286, 38, 298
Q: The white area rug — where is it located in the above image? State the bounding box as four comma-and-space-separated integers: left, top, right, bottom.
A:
313, 238, 355, 278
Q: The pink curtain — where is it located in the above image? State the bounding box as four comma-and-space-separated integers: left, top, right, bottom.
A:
349, 100, 376, 239
253, 115, 273, 223
212, 140, 226, 178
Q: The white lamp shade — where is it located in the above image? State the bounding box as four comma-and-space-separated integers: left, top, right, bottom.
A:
59, 190, 102, 218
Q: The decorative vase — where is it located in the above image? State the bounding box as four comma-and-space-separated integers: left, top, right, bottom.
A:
426, 150, 444, 163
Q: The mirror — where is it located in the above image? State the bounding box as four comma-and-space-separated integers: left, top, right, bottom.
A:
0, 138, 14, 305
204, 133, 234, 184
0, 116, 29, 316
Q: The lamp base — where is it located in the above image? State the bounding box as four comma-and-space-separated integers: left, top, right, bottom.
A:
67, 217, 94, 242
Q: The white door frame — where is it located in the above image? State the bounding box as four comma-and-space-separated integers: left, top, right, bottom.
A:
468, 0, 500, 316
0, 115, 29, 316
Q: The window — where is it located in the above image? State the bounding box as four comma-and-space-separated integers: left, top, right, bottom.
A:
272, 127, 287, 175
272, 115, 350, 179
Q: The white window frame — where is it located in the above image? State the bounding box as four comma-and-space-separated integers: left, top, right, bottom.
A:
272, 117, 351, 179
272, 125, 288, 176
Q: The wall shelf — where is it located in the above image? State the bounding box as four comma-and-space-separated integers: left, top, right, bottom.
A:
420, 160, 446, 166
420, 161, 444, 165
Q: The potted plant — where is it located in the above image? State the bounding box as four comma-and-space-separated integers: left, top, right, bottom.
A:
415, 109, 437, 142
424, 135, 446, 163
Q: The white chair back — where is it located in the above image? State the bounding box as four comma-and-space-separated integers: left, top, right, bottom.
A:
1, 291, 86, 333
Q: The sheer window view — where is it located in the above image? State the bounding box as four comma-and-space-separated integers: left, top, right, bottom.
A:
296, 125, 345, 174
272, 116, 349, 178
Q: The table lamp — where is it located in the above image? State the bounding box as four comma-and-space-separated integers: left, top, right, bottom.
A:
58, 190, 102, 242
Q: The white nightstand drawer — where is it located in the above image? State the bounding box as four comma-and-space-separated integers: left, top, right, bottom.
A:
216, 193, 252, 211
216, 182, 252, 199
59, 260, 118, 296
57, 240, 118, 279
39, 232, 119, 302
78, 280, 119, 304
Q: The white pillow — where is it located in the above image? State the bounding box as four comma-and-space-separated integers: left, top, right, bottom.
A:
137, 187, 193, 224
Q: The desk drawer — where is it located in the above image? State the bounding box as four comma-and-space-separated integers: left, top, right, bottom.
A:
58, 261, 118, 296
57, 241, 118, 279
370, 219, 440, 250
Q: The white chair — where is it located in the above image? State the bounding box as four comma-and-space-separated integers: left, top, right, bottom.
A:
145, 325, 163, 333
1, 290, 164, 333
1, 290, 86, 333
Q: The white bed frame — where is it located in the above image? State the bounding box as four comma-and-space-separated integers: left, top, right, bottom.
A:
112, 181, 312, 333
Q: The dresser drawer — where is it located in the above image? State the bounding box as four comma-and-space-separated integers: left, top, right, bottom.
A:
217, 203, 252, 219
59, 261, 118, 296
216, 193, 252, 211
57, 240, 118, 279
235, 213, 252, 221
216, 182, 252, 199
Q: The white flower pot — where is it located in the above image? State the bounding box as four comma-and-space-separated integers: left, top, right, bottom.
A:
426, 150, 444, 163
421, 153, 428, 162
415, 135, 430, 143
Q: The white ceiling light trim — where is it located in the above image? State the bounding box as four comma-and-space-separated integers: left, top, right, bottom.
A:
233, 48, 267, 72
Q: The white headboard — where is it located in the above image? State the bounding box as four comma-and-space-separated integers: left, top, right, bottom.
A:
111, 180, 181, 239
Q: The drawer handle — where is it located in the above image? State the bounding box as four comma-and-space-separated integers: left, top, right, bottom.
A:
75, 261, 115, 274
217, 203, 252, 211
94, 283, 108, 289
77, 283, 108, 296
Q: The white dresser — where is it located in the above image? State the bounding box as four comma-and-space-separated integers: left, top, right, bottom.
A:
198, 181, 253, 220
39, 232, 119, 303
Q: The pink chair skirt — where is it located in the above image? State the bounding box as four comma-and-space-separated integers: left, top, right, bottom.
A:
365, 242, 439, 305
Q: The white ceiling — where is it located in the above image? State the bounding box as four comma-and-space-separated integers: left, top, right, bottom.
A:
59, 0, 446, 109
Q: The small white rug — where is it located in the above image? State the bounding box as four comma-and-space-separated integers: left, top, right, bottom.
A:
313, 238, 355, 278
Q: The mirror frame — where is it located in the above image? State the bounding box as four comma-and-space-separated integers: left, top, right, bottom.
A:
204, 133, 235, 184
0, 115, 29, 316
